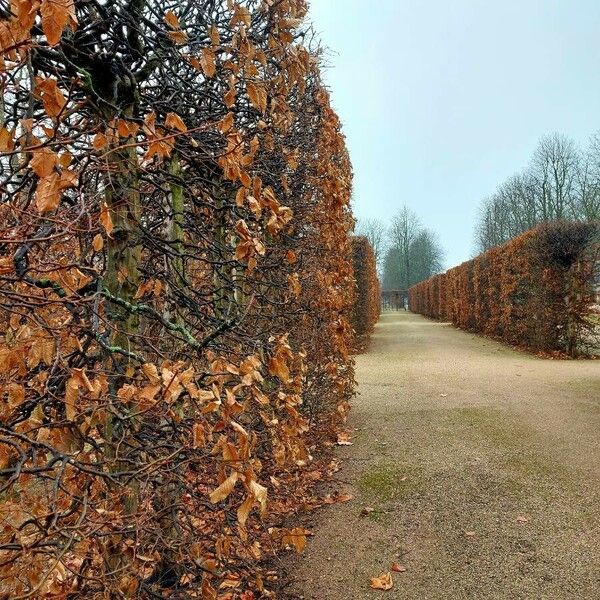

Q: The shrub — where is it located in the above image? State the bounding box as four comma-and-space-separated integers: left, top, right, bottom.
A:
350, 236, 380, 351
0, 2, 355, 597
409, 221, 599, 356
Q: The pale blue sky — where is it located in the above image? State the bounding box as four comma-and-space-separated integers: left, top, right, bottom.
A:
308, 0, 600, 268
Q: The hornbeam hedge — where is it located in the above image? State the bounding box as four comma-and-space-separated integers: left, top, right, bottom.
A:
0, 2, 355, 597
350, 236, 380, 351
409, 221, 599, 356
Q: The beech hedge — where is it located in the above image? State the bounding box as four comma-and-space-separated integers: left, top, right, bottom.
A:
409, 221, 599, 356
0, 3, 356, 597
351, 236, 380, 351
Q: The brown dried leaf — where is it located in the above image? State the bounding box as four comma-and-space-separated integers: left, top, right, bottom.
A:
224, 87, 236, 108
268, 356, 290, 383
164, 10, 179, 28
64, 375, 79, 421
40, 0, 76, 46
35, 172, 61, 213
219, 112, 234, 134
92, 234, 104, 251
192, 422, 206, 449
30, 147, 58, 178
209, 471, 238, 503
282, 527, 309, 553
0, 128, 14, 152
165, 112, 187, 132
7, 383, 25, 410
35, 78, 67, 118
208, 24, 220, 46
141, 363, 160, 384
0, 257, 14, 275
324, 492, 352, 505
336, 431, 352, 446
246, 82, 267, 114
200, 47, 216, 78
93, 132, 108, 150
168, 29, 188, 44
237, 494, 254, 529
370, 571, 393, 591
100, 202, 114, 237
249, 480, 268, 515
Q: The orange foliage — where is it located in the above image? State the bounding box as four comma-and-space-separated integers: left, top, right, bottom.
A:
409, 222, 599, 356
350, 236, 380, 351
0, 2, 355, 597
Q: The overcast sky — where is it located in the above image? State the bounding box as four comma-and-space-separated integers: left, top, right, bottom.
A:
308, 0, 600, 268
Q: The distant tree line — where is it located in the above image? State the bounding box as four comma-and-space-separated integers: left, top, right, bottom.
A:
356, 207, 444, 291
475, 132, 600, 252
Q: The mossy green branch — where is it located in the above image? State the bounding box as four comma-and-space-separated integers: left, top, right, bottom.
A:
101, 288, 236, 351
28, 277, 68, 298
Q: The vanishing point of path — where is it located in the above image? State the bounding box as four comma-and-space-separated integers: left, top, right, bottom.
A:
286, 311, 600, 599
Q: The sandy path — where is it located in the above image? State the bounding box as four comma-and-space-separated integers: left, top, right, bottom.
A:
285, 311, 600, 599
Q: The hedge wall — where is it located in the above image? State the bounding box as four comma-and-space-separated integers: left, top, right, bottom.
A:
351, 236, 380, 351
0, 3, 356, 596
409, 221, 599, 356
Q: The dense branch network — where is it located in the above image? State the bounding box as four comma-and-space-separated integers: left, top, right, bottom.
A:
0, 1, 355, 597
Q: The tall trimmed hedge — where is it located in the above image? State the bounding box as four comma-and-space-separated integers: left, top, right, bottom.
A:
0, 2, 356, 596
409, 222, 599, 356
351, 236, 380, 350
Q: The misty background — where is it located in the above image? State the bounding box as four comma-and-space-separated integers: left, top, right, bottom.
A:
308, 0, 600, 269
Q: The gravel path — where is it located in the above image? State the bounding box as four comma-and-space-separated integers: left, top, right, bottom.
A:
285, 311, 600, 599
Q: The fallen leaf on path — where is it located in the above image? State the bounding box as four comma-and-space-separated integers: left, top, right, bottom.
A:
336, 432, 353, 446
327, 459, 342, 474
370, 572, 393, 591
464, 531, 477, 537
391, 563, 407, 572
360, 506, 375, 516
281, 527, 311, 553
323, 492, 352, 504
516, 515, 529, 524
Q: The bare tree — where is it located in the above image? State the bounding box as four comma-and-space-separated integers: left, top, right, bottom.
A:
531, 133, 579, 220
387, 207, 421, 288
383, 207, 444, 289
411, 229, 445, 281
356, 218, 386, 271
575, 132, 600, 220
475, 131, 598, 252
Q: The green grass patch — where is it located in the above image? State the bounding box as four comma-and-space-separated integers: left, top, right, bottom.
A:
358, 463, 423, 502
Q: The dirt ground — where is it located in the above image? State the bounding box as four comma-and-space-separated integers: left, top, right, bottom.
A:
284, 311, 600, 599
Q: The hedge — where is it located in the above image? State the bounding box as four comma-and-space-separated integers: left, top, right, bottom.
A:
0, 3, 356, 597
409, 221, 599, 356
351, 236, 380, 351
